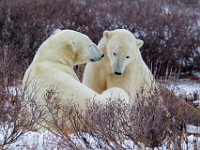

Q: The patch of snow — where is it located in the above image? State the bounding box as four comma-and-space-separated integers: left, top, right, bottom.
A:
8, 131, 63, 150
164, 5, 169, 14
159, 79, 200, 96
5, 85, 23, 96
194, 99, 200, 105
193, 71, 200, 78
187, 124, 200, 134
134, 31, 140, 38
6, 131, 200, 150
185, 135, 200, 149
3, 78, 200, 149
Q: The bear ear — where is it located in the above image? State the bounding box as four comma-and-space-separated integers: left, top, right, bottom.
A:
103, 30, 112, 39
51, 29, 62, 35
67, 40, 78, 52
136, 39, 144, 49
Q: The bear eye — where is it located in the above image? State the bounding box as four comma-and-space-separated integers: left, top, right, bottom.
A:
126, 56, 130, 59
113, 52, 116, 56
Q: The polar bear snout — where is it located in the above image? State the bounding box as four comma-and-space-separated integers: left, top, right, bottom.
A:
111, 60, 125, 75
90, 54, 103, 62
90, 58, 98, 62
112, 67, 124, 75
88, 43, 104, 62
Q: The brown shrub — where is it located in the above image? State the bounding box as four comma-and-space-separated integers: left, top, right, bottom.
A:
42, 89, 197, 149
0, 0, 199, 82
0, 81, 39, 149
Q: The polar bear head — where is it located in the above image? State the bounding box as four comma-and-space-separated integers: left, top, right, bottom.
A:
102, 29, 144, 75
47, 29, 104, 65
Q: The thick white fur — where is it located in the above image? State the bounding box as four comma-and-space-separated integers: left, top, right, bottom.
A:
23, 29, 105, 109
83, 29, 156, 98
22, 29, 130, 132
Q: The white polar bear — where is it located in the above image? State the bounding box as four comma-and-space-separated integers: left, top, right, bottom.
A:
22, 29, 130, 132
83, 29, 156, 98
23, 29, 105, 109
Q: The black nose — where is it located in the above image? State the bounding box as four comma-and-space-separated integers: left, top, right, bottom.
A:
101, 54, 104, 58
114, 72, 122, 75
90, 59, 95, 62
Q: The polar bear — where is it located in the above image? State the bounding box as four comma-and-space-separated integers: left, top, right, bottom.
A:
22, 29, 130, 132
23, 29, 105, 109
83, 29, 156, 98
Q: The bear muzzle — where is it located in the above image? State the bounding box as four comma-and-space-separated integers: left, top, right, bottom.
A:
90, 54, 104, 62
90, 58, 96, 62
114, 72, 122, 75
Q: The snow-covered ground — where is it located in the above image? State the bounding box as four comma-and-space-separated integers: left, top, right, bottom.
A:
158, 78, 200, 96
159, 79, 200, 138
7, 130, 200, 150
1, 79, 200, 149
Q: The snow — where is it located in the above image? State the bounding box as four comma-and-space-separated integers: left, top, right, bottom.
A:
193, 71, 200, 79
2, 78, 200, 149
7, 131, 200, 150
5, 84, 23, 97
187, 125, 200, 134
194, 100, 200, 106
158, 78, 200, 96
9, 132, 47, 150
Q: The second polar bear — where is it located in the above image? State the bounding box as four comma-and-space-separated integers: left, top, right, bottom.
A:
83, 29, 155, 98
